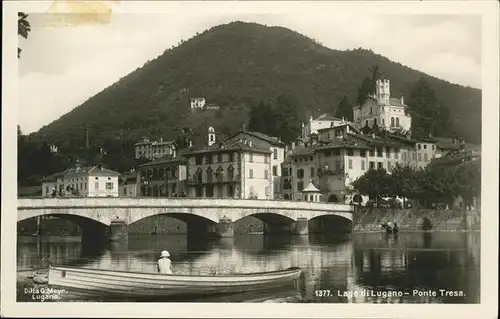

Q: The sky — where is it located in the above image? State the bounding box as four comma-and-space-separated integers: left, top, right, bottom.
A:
18, 3, 482, 134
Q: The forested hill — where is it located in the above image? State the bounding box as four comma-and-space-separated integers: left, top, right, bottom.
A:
33, 21, 481, 150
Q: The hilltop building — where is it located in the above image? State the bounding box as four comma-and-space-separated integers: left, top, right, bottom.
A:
41, 161, 121, 197
352, 79, 412, 133
134, 137, 176, 160
190, 97, 206, 110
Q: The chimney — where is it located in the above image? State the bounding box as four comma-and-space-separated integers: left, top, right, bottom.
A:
372, 133, 376, 139
346, 125, 350, 134
248, 140, 253, 147
401, 96, 404, 105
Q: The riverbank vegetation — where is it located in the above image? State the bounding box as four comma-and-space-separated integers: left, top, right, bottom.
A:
352, 151, 480, 209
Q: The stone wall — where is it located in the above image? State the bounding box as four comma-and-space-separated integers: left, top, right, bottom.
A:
353, 207, 481, 232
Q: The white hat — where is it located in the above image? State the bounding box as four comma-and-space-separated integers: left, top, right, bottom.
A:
160, 250, 170, 258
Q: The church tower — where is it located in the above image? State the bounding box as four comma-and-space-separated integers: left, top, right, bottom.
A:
208, 126, 216, 146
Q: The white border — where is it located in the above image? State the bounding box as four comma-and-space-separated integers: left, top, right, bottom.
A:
2, 1, 499, 318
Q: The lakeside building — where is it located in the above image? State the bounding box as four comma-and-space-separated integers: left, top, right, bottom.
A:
183, 128, 273, 199
41, 161, 121, 197
136, 155, 188, 197
226, 130, 286, 199
134, 137, 176, 160
118, 170, 139, 197
352, 79, 412, 133
282, 121, 439, 204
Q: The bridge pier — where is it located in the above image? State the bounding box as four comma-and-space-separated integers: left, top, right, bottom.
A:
292, 218, 309, 235
216, 218, 234, 238
109, 219, 128, 242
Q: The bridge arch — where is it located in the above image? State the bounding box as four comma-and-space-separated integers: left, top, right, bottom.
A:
308, 214, 352, 234
17, 212, 110, 243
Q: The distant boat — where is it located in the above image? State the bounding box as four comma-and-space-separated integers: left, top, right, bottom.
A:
48, 265, 303, 300
381, 222, 399, 234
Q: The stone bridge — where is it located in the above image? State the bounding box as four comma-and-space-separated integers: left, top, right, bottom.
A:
17, 198, 353, 241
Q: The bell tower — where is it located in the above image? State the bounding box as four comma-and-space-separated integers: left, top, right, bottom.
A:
208, 126, 216, 146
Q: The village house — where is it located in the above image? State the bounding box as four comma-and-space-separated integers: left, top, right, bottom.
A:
301, 113, 346, 140
118, 170, 139, 197
226, 129, 286, 199
134, 137, 176, 160
183, 128, 273, 199
41, 161, 121, 197
136, 154, 188, 197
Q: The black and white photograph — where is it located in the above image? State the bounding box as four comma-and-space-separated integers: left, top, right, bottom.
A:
2, 0, 498, 317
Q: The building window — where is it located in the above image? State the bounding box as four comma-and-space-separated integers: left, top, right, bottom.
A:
249, 169, 254, 179
310, 167, 315, 177
385, 147, 391, 158
196, 156, 203, 165
361, 161, 366, 170
381, 118, 385, 126
348, 159, 353, 169
297, 169, 304, 179
373, 118, 377, 127
249, 153, 254, 162
206, 155, 212, 164
206, 167, 213, 183
273, 149, 278, 160
360, 150, 367, 157
432, 145, 435, 150
347, 149, 354, 156
394, 149, 399, 159
423, 144, 427, 150
377, 162, 383, 169
369, 148, 375, 157
335, 160, 341, 172
265, 187, 270, 197
376, 147, 383, 157
217, 154, 223, 163
365, 120, 369, 127
95, 182, 99, 190
424, 153, 428, 162
391, 117, 394, 127
369, 161, 375, 170
297, 181, 304, 191
396, 117, 400, 127
265, 170, 269, 179
273, 165, 278, 176
370, 107, 373, 115
206, 185, 214, 198
417, 144, 421, 150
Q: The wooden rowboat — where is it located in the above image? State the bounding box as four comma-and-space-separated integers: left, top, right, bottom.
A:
48, 265, 303, 301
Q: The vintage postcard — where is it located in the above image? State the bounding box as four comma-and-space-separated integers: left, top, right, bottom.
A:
2, 0, 499, 318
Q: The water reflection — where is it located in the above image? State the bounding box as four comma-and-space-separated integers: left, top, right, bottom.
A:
17, 232, 480, 303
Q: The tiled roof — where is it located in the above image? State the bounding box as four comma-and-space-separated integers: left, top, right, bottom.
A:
350, 133, 402, 148
315, 114, 343, 121
389, 97, 405, 106
433, 137, 461, 150
41, 169, 69, 182
292, 147, 314, 156
183, 139, 271, 155
315, 135, 370, 150
65, 166, 122, 178
137, 155, 187, 168
229, 130, 285, 146
316, 123, 359, 133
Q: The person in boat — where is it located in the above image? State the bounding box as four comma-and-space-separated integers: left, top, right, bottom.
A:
158, 250, 173, 274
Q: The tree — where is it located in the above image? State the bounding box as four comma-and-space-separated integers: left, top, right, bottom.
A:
334, 96, 353, 121
352, 168, 390, 206
355, 76, 373, 106
407, 76, 451, 138
18, 12, 31, 58
387, 163, 418, 206
273, 94, 302, 143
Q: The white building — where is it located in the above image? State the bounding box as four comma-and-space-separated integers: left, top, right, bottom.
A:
301, 114, 345, 140
226, 130, 286, 199
353, 79, 412, 133
184, 128, 273, 199
41, 162, 121, 197
190, 97, 206, 110
134, 137, 176, 160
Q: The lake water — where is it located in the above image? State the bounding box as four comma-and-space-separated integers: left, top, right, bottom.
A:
17, 232, 480, 303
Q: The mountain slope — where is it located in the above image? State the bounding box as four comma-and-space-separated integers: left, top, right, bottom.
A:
34, 21, 481, 150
